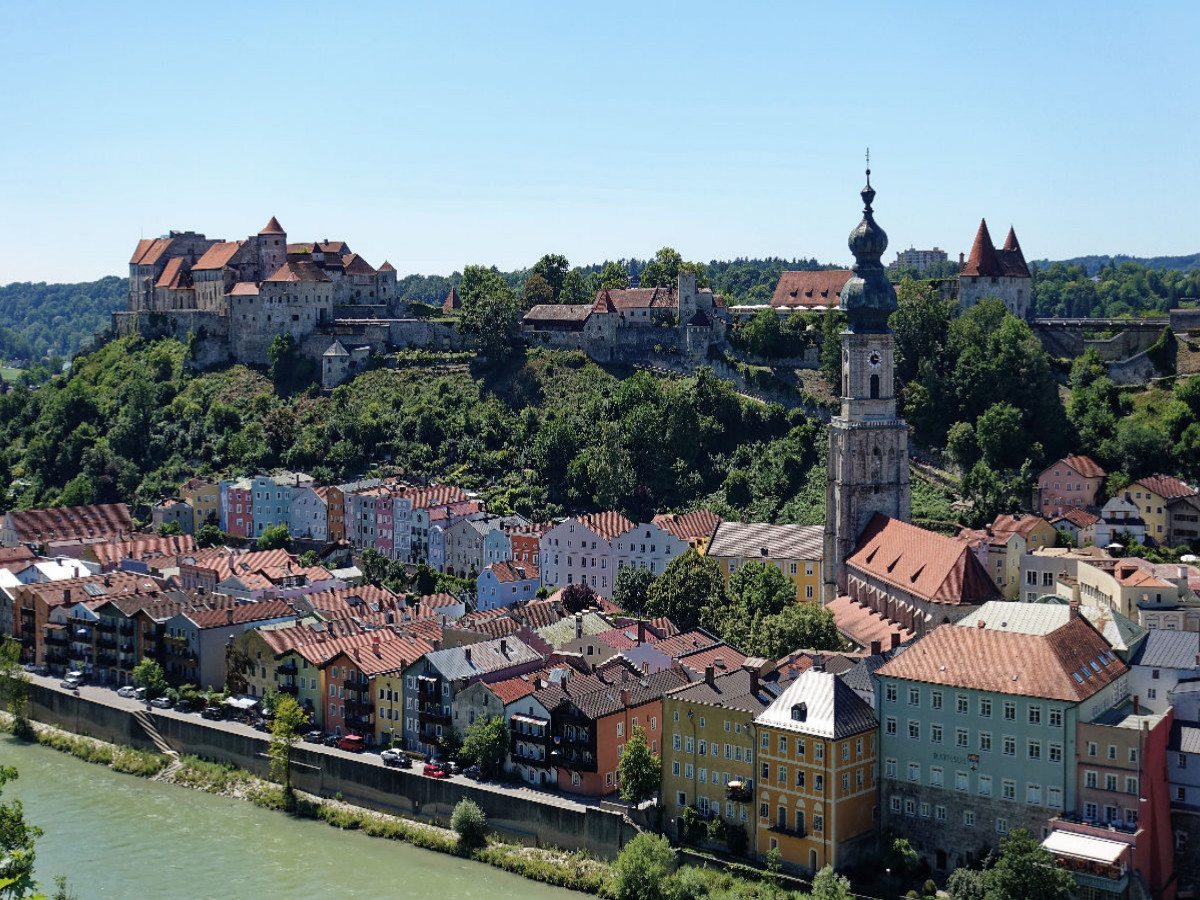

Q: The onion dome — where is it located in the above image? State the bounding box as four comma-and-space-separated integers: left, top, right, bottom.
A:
838, 168, 898, 333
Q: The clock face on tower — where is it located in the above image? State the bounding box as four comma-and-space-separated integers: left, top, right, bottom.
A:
868, 350, 882, 369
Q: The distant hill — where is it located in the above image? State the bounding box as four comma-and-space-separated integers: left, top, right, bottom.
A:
1033, 253, 1200, 276
0, 276, 125, 360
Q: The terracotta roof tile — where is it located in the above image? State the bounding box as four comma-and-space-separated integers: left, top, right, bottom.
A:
485, 560, 539, 584
826, 594, 914, 648
378, 260, 396, 273
676, 644, 747, 676
771, 270, 854, 308
192, 241, 244, 271
1055, 508, 1101, 528
443, 287, 461, 312
340, 253, 376, 276
578, 511, 635, 542
259, 216, 285, 235
1045, 454, 1107, 480
5, 503, 133, 544
265, 260, 331, 283
651, 510, 722, 544
847, 514, 1002, 606
989, 514, 1053, 540
961, 219, 1029, 278
593, 286, 678, 311
230, 282, 259, 296
134, 238, 175, 268
129, 238, 156, 266
88, 534, 197, 569
877, 617, 1125, 701
186, 599, 295, 629
1134, 474, 1197, 502
154, 257, 192, 290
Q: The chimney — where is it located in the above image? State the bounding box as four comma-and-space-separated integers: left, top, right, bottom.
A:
749, 669, 759, 696
1133, 695, 1140, 715
870, 640, 882, 656
714, 657, 725, 671
575, 612, 583, 639
621, 688, 631, 706
890, 632, 901, 650
464, 647, 471, 662
1069, 599, 1080, 620
705, 664, 715, 685
500, 638, 508, 655
812, 655, 825, 672
432, 640, 441, 651
637, 620, 645, 645
959, 251, 965, 267
227, 608, 233, 624
641, 661, 649, 674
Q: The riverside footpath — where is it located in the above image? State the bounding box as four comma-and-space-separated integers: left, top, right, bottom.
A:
23, 677, 641, 858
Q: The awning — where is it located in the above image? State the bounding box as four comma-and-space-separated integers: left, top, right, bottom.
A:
223, 696, 260, 710
1042, 830, 1129, 865
511, 714, 549, 725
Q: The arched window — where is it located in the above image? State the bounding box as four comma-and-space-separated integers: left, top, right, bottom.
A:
870, 374, 880, 399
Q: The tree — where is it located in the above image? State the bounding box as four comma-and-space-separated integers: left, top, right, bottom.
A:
268, 694, 308, 808
457, 265, 520, 364
646, 549, 725, 631
460, 715, 508, 778
639, 248, 684, 288
612, 567, 657, 616
256, 524, 292, 551
0, 638, 31, 740
561, 582, 599, 615
131, 658, 168, 700
195, 524, 227, 549
811, 866, 853, 900
558, 268, 595, 305
0, 766, 41, 898
520, 272, 554, 310
727, 560, 795, 617
975, 401, 1026, 471
360, 548, 388, 585
610, 833, 676, 900
985, 828, 1074, 900
598, 261, 630, 290
531, 254, 570, 301
298, 550, 319, 567
741, 307, 784, 358
157, 520, 184, 537
450, 798, 488, 849
617, 725, 660, 804
890, 279, 951, 384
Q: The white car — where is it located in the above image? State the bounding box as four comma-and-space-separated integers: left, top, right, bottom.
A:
117, 686, 137, 698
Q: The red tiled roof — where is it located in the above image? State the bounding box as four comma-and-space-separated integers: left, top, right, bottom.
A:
259, 216, 286, 235
770, 270, 853, 308
488, 673, 542, 704
0, 546, 35, 565
341, 253, 376, 276
192, 241, 244, 271
826, 594, 914, 649
961, 219, 1029, 278
876, 617, 1125, 702
578, 511, 634, 542
398, 484, 470, 510
989, 514, 1052, 540
187, 599, 295, 629
229, 282, 259, 296
133, 237, 175, 268
5, 503, 133, 544
654, 629, 721, 659
597, 286, 678, 311
1056, 508, 1101, 528
1044, 454, 1106, 480
1134, 474, 1197, 502
378, 260, 396, 273
651, 510, 722, 544
316, 241, 347, 255
847, 514, 1001, 606
129, 238, 156, 266
443, 287, 461, 313
155, 257, 192, 290
485, 560, 539, 584
88, 534, 197, 569
265, 260, 331, 283
676, 644, 747, 676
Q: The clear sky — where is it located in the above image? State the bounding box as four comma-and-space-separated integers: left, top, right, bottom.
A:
1, 0, 1196, 284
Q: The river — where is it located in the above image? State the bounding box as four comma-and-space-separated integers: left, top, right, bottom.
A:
2, 736, 582, 900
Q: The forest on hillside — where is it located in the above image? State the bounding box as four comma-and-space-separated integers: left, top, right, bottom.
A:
0, 276, 125, 359
1032, 260, 1200, 318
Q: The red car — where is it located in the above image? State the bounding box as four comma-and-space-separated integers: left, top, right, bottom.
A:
336, 734, 366, 753
423, 762, 448, 778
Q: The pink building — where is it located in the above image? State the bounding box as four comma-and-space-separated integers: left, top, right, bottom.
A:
1039, 454, 1107, 518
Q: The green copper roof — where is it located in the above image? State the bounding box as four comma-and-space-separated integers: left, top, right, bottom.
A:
839, 170, 897, 332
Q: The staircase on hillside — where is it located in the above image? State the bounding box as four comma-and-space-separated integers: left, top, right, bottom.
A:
131, 708, 181, 779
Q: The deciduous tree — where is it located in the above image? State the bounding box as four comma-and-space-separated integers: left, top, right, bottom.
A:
617, 725, 660, 804
460, 714, 507, 778
268, 694, 308, 807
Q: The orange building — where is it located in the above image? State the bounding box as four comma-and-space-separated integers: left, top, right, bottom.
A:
754, 669, 879, 874
319, 486, 346, 544
506, 520, 553, 567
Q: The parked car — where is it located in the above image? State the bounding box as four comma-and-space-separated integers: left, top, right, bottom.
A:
200, 705, 224, 720
336, 734, 366, 753
443, 760, 460, 776
463, 764, 484, 781
381, 748, 411, 768
65, 670, 87, 684
323, 734, 341, 747
303, 730, 324, 743
60, 678, 82, 690
116, 686, 138, 699
423, 762, 448, 779
150, 696, 173, 709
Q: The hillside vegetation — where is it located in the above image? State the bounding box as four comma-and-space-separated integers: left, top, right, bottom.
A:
0, 276, 125, 359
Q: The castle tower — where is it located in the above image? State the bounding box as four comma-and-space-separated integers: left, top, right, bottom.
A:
257, 216, 287, 279
822, 169, 911, 602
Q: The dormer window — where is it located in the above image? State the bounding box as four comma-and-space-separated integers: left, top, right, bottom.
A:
791, 703, 807, 722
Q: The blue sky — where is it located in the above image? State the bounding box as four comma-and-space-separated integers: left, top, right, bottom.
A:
1, 0, 1196, 284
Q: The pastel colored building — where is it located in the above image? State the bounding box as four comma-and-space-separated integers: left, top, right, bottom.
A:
755, 668, 879, 873
220, 478, 254, 537
1131, 475, 1198, 547
539, 512, 632, 597
706, 522, 824, 603
289, 486, 329, 541
1038, 455, 1107, 518
476, 561, 540, 611
652, 510, 723, 553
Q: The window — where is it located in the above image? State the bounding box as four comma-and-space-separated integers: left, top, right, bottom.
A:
956, 728, 968, 748
1028, 705, 1041, 725
930, 690, 942, 710
996, 817, 1009, 835
813, 814, 824, 833
931, 724, 943, 744
979, 732, 992, 752
1003, 736, 1016, 756
979, 698, 992, 718
930, 766, 943, 787
1049, 742, 1063, 763
920, 801, 930, 818
1108, 745, 1117, 760
886, 717, 897, 735
1105, 773, 1118, 792
686, 737, 694, 753
908, 687, 920, 706
1002, 780, 1015, 801
1085, 770, 1098, 788
885, 758, 897, 777
1027, 784, 1042, 805
814, 774, 823, 792
796, 770, 806, 788
778, 736, 787, 752
908, 763, 920, 782
1048, 787, 1063, 808
1049, 707, 1063, 728
1027, 740, 1041, 760
1088, 741, 1097, 757
1084, 802, 1098, 820
673, 734, 682, 751
956, 695, 969, 715
890, 796, 902, 813
797, 739, 806, 756
956, 771, 968, 792
979, 775, 992, 796
778, 766, 787, 784
963, 810, 975, 827
814, 744, 823, 761
885, 684, 897, 703
1003, 701, 1016, 721
908, 721, 919, 740
1126, 776, 1138, 795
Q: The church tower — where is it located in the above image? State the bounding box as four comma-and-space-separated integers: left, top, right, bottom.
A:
822, 169, 911, 602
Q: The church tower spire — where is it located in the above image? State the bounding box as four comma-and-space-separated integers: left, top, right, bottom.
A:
822, 167, 911, 603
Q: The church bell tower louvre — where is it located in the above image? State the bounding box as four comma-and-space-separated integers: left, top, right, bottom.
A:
822, 165, 911, 603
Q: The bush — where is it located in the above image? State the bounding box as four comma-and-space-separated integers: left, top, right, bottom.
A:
451, 798, 488, 849
611, 833, 676, 900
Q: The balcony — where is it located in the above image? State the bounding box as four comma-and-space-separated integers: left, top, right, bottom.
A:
95, 620, 116, 633
347, 712, 373, 729
511, 747, 551, 767
279, 683, 298, 696
97, 653, 117, 668
277, 661, 298, 676
417, 676, 440, 697
44, 632, 68, 647
726, 781, 753, 803
96, 637, 117, 651
418, 708, 450, 729
767, 823, 806, 838
44, 651, 68, 665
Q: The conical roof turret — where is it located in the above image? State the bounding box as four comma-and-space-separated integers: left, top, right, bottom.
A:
838, 168, 897, 332
961, 219, 1001, 276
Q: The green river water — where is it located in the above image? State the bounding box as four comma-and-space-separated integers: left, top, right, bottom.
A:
1, 736, 582, 900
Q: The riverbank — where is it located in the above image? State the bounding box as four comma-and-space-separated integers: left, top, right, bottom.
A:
3, 713, 610, 895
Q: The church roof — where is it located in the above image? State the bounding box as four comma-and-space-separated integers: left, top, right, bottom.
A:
259, 216, 286, 235
838, 171, 897, 329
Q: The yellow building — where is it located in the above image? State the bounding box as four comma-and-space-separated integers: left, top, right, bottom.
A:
661, 660, 779, 849
753, 669, 878, 874
1131, 475, 1197, 546
374, 670, 406, 746
181, 477, 220, 534
706, 522, 823, 603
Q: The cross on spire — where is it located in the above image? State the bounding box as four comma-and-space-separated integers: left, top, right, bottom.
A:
865, 147, 871, 187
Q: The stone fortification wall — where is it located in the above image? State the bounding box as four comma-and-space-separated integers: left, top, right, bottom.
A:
25, 683, 637, 858
385, 319, 472, 351
110, 310, 232, 368
1107, 349, 1163, 385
